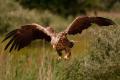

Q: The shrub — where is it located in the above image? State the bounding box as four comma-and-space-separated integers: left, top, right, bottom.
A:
52, 26, 120, 80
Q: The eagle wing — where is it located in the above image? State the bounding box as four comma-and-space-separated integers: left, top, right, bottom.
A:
2, 23, 52, 52
65, 16, 115, 35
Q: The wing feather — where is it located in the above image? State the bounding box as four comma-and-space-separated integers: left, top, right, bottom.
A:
2, 24, 52, 52
2, 29, 18, 42
4, 35, 17, 50
65, 16, 115, 35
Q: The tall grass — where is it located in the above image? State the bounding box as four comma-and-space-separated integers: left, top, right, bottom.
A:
0, 25, 120, 80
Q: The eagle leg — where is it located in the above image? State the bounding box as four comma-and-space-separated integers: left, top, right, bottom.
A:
56, 50, 62, 60
64, 48, 71, 60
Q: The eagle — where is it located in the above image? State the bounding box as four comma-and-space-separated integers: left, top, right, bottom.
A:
2, 16, 115, 60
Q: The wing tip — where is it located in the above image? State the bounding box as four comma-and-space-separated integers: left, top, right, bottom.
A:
91, 16, 116, 26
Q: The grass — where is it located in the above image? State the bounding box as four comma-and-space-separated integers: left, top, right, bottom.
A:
0, 25, 120, 80
0, 0, 120, 80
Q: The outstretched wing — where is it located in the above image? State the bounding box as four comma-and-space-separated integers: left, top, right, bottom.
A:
2, 23, 52, 52
65, 16, 115, 35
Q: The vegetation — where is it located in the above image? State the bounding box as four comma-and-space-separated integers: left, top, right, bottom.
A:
0, 0, 73, 34
16, 0, 120, 17
0, 0, 120, 80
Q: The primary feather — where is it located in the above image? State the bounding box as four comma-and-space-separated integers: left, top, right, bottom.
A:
2, 24, 51, 52
65, 16, 115, 35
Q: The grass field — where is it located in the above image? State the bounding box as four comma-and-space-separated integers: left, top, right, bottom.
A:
0, 0, 120, 80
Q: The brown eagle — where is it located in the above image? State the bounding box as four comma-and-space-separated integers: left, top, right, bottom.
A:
2, 16, 115, 60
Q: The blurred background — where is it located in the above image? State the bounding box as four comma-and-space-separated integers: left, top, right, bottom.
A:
0, 0, 120, 34
0, 0, 120, 80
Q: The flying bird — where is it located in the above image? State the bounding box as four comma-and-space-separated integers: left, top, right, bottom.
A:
2, 16, 115, 60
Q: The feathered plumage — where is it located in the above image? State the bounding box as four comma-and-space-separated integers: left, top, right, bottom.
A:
2, 16, 115, 60
65, 16, 115, 35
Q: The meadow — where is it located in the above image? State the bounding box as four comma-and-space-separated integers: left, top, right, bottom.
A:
0, 0, 120, 80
